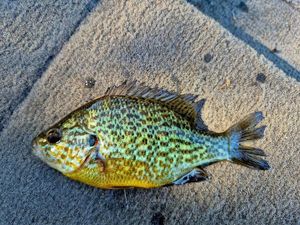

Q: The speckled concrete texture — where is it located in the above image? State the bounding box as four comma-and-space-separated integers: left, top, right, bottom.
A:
0, 0, 299, 225
0, 0, 99, 132
284, 0, 300, 9
187, 0, 300, 81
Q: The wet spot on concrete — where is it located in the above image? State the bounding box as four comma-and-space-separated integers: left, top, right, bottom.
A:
256, 73, 266, 83
151, 212, 165, 225
85, 77, 96, 88
237, 1, 249, 13
241, 213, 247, 219
271, 47, 280, 54
122, 67, 131, 78
225, 40, 231, 47
204, 53, 213, 63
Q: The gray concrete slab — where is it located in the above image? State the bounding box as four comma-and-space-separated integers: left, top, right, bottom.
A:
0, 0, 99, 132
285, 0, 300, 9
0, 0, 299, 224
187, 0, 300, 81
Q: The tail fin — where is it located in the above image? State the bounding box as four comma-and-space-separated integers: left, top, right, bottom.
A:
226, 112, 270, 170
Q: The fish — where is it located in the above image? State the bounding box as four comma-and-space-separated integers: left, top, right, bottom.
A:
32, 81, 270, 189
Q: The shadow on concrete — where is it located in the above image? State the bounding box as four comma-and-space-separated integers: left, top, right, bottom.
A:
186, 0, 300, 82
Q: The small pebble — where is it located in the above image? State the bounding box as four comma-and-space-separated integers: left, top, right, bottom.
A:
85, 77, 96, 88
204, 53, 213, 63
123, 69, 130, 78
237, 1, 249, 12
151, 212, 165, 225
256, 73, 266, 83
220, 78, 232, 90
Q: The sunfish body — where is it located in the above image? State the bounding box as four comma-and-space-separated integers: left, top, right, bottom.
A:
32, 81, 270, 189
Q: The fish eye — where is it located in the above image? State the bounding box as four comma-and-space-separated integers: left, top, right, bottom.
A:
88, 134, 98, 147
46, 128, 62, 144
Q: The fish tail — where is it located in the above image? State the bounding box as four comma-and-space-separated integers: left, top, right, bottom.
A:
226, 112, 270, 170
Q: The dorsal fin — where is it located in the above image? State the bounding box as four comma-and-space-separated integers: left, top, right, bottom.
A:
104, 80, 199, 125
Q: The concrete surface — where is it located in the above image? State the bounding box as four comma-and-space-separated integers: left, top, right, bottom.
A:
187, 0, 300, 81
285, 0, 300, 9
0, 0, 299, 225
0, 0, 99, 132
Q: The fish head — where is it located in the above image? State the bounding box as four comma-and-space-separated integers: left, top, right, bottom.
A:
32, 111, 98, 174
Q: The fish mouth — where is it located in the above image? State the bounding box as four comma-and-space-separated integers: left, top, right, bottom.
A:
32, 139, 41, 158
31, 134, 46, 158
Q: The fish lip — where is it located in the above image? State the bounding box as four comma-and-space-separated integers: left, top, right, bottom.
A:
31, 133, 45, 157
31, 136, 37, 148
31, 140, 40, 157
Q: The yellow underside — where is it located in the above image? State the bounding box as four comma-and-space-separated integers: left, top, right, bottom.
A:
64, 159, 167, 189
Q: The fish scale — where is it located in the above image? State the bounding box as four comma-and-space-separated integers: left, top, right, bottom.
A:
73, 96, 224, 185
32, 81, 270, 189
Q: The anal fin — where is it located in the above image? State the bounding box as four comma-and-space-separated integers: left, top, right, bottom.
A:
172, 167, 210, 185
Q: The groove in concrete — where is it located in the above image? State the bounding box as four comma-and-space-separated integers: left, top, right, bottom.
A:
187, 0, 300, 82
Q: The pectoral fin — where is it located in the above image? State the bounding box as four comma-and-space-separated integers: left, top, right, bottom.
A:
172, 167, 210, 185
94, 148, 107, 172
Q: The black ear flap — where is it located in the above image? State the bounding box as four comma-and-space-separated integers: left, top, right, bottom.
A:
88, 134, 98, 146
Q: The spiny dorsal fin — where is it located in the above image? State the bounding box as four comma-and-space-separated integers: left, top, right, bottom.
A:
105, 80, 199, 124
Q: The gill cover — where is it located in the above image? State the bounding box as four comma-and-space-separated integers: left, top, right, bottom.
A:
32, 110, 99, 174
